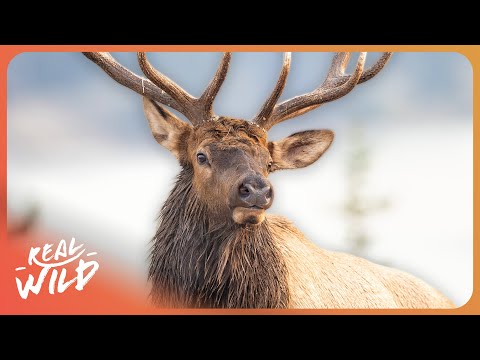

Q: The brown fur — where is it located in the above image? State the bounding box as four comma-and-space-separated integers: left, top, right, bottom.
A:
191, 117, 268, 148
268, 215, 454, 308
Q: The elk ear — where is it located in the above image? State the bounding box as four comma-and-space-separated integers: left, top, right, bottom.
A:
142, 97, 192, 159
268, 130, 334, 171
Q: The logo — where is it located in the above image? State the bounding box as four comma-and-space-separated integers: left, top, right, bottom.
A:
15, 237, 100, 300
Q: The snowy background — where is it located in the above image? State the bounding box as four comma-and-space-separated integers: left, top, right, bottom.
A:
7, 52, 473, 306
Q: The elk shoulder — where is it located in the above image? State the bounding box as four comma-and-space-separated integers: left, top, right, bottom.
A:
268, 215, 455, 309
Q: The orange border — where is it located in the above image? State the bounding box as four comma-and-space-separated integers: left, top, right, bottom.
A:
0, 45, 478, 315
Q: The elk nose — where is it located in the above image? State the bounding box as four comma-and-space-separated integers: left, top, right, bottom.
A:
238, 176, 273, 209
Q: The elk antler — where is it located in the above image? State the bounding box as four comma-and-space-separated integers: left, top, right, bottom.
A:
254, 52, 393, 130
253, 52, 292, 125
83, 52, 232, 125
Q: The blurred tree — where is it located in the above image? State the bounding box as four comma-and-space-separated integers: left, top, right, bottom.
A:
7, 204, 39, 236
343, 124, 390, 257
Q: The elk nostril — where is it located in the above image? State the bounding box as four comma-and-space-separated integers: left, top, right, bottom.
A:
239, 184, 250, 198
265, 187, 272, 200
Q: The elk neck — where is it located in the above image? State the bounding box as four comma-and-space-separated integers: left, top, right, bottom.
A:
149, 165, 290, 308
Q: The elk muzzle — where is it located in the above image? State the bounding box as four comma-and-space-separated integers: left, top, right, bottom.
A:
231, 174, 273, 225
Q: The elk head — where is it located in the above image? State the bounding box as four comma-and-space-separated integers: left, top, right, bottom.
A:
83, 51, 392, 226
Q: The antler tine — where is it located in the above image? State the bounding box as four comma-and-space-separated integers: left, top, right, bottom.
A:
82, 52, 183, 114
137, 52, 198, 122
322, 52, 366, 102
328, 52, 351, 78
199, 52, 232, 121
138, 52, 232, 125
259, 52, 393, 130
254, 52, 292, 128
358, 52, 393, 84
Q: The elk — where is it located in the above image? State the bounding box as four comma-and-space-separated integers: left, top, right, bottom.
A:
83, 51, 454, 309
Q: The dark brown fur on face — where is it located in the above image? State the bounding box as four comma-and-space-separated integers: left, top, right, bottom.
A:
149, 166, 290, 308
187, 117, 273, 224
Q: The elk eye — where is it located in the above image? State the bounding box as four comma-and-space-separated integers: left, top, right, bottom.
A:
197, 153, 208, 165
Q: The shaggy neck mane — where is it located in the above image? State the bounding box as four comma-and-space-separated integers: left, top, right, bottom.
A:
149, 166, 289, 308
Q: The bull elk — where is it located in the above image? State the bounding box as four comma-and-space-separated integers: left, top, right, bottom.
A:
83, 51, 454, 309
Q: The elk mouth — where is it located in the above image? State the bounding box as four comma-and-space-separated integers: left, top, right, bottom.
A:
232, 206, 266, 225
